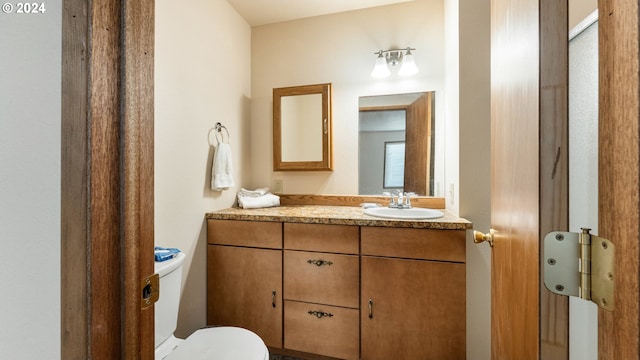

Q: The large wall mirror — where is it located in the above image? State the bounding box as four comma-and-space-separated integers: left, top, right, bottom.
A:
273, 83, 333, 171
359, 91, 435, 196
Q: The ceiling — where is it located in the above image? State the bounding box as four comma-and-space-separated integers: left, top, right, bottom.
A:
227, 0, 415, 26
228, 0, 597, 29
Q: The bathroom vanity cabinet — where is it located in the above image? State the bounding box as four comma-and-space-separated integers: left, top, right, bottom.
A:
206, 205, 470, 360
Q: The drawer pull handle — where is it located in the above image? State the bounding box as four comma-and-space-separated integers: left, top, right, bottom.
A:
307, 259, 333, 267
272, 290, 277, 308
368, 298, 374, 319
308, 310, 334, 319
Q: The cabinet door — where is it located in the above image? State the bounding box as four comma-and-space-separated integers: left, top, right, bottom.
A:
361, 256, 465, 360
207, 245, 282, 348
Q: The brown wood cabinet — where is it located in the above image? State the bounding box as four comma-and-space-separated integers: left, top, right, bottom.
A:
207, 220, 283, 348
207, 219, 466, 359
361, 227, 466, 360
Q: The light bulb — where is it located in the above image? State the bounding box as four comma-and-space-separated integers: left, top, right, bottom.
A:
398, 50, 419, 77
371, 53, 390, 78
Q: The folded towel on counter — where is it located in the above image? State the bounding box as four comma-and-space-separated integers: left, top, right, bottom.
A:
154, 246, 181, 262
237, 189, 280, 209
211, 143, 235, 191
238, 187, 270, 197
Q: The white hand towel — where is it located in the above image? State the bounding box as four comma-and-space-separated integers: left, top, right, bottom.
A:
211, 143, 235, 191
237, 193, 280, 209
239, 187, 270, 197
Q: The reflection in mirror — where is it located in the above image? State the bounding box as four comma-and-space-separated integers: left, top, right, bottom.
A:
273, 83, 333, 171
359, 92, 435, 196
383, 141, 406, 188
281, 93, 323, 161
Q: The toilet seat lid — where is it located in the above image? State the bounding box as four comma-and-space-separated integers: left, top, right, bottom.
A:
164, 327, 269, 360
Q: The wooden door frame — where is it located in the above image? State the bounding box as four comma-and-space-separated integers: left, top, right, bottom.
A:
598, 0, 640, 358
61, 1, 155, 359
539, 0, 570, 358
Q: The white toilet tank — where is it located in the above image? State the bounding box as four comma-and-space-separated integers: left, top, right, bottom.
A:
154, 252, 186, 349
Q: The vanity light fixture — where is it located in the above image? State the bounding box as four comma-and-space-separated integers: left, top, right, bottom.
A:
370, 47, 419, 78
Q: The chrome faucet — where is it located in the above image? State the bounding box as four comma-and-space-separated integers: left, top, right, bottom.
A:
384, 190, 415, 209
383, 191, 396, 207
403, 192, 416, 208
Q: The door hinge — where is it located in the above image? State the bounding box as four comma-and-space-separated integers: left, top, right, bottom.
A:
141, 273, 160, 309
544, 228, 615, 311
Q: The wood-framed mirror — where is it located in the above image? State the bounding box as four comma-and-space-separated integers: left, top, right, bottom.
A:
273, 83, 333, 171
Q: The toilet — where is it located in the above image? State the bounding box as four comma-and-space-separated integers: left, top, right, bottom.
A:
155, 252, 270, 360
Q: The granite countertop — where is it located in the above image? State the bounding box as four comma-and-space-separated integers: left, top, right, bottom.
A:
206, 205, 472, 230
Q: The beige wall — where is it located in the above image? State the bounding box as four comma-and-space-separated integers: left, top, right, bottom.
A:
457, 0, 492, 358
444, 0, 460, 215
444, 0, 491, 358
155, 0, 251, 337
250, 0, 446, 195
570, 0, 598, 29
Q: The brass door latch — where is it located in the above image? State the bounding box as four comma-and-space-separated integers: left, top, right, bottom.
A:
141, 273, 160, 309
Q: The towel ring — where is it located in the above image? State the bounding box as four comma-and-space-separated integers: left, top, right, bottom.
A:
208, 122, 230, 145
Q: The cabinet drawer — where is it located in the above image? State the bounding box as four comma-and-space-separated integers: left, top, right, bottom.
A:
208, 219, 282, 249
284, 223, 359, 254
361, 227, 466, 262
284, 250, 359, 308
284, 300, 359, 360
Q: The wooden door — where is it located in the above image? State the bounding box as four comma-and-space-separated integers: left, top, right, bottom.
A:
360, 256, 465, 360
61, 0, 155, 358
598, 0, 640, 358
489, 0, 568, 358
404, 92, 433, 195
207, 245, 283, 348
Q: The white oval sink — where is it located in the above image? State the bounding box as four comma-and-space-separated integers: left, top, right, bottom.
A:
364, 207, 444, 220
